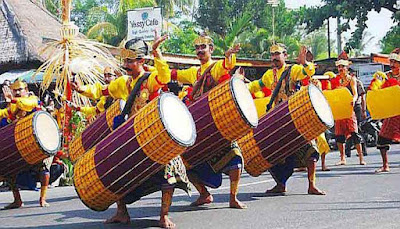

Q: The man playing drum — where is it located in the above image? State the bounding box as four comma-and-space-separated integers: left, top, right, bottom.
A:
331, 51, 366, 166
372, 48, 400, 173
247, 43, 326, 195
72, 33, 185, 228
0, 80, 52, 209
170, 34, 247, 209
73, 66, 118, 117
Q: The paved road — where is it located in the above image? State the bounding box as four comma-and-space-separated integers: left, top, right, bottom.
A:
1, 145, 400, 229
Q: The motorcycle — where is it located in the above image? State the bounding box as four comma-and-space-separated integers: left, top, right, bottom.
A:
345, 117, 381, 157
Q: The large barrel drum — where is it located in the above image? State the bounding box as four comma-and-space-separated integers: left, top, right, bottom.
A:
73, 93, 196, 211
0, 111, 61, 176
239, 85, 334, 176
182, 76, 259, 168
69, 100, 125, 163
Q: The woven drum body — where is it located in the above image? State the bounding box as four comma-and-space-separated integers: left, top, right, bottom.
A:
0, 111, 61, 176
239, 85, 334, 177
69, 100, 124, 163
182, 77, 258, 168
73, 93, 196, 211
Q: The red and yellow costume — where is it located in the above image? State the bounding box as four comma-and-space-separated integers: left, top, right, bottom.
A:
374, 71, 400, 148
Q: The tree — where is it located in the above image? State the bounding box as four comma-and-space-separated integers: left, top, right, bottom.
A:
299, 0, 399, 51
86, 0, 156, 45
156, 0, 194, 18
380, 25, 400, 53
163, 21, 199, 54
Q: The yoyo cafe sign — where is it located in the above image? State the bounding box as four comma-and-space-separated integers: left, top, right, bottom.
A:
127, 7, 162, 41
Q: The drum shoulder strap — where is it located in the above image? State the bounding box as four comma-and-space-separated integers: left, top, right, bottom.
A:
266, 66, 292, 111
192, 62, 217, 99
121, 72, 151, 117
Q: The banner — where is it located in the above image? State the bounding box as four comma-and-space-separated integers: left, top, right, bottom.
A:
127, 7, 162, 41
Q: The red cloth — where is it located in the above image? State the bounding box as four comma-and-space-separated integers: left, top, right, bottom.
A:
335, 112, 358, 138
382, 78, 400, 88
379, 115, 400, 142
330, 77, 341, 89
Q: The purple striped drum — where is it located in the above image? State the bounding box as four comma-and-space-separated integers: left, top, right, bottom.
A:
0, 111, 61, 177
182, 77, 258, 168
69, 100, 125, 163
239, 85, 334, 176
73, 93, 196, 211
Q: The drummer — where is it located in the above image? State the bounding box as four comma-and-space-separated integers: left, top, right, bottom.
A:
372, 48, 400, 173
0, 79, 52, 209
72, 32, 185, 229
73, 66, 118, 117
247, 44, 326, 195
170, 33, 247, 209
329, 51, 366, 166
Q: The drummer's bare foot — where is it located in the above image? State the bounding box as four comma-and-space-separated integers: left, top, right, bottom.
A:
266, 184, 286, 194
4, 201, 23, 209
321, 167, 331, 171
308, 187, 326, 195
229, 198, 247, 209
190, 193, 213, 206
375, 167, 390, 173
359, 161, 366, 165
159, 215, 175, 229
104, 211, 130, 224
39, 200, 50, 207
335, 160, 346, 166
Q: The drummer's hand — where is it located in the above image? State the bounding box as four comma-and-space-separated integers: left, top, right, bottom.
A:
225, 43, 241, 58
2, 86, 13, 103
297, 46, 307, 65
71, 81, 83, 93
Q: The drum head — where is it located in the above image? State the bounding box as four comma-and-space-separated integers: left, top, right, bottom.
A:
33, 111, 61, 155
309, 84, 334, 128
159, 93, 196, 147
230, 77, 259, 128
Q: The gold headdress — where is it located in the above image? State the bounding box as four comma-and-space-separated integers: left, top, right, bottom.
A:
270, 43, 287, 54
120, 39, 149, 59
10, 79, 27, 90
194, 34, 213, 46
335, 51, 352, 66
389, 48, 400, 62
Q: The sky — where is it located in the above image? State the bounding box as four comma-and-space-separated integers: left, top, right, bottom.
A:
284, 0, 396, 54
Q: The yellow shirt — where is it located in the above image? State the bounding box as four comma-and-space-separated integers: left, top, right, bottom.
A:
173, 55, 236, 86
79, 96, 108, 117
81, 57, 171, 102
0, 96, 39, 120
247, 62, 315, 94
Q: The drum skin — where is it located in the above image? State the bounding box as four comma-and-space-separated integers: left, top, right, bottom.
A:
73, 94, 195, 211
240, 86, 333, 177
0, 111, 60, 177
182, 77, 257, 168
69, 100, 122, 163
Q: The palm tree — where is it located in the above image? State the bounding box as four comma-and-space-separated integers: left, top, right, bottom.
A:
156, 0, 194, 18
212, 12, 253, 55
86, 0, 156, 45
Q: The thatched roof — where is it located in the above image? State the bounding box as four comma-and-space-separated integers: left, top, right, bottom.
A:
0, 0, 62, 73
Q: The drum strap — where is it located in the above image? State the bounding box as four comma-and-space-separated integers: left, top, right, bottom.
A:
121, 72, 151, 118
266, 66, 292, 112
192, 62, 217, 100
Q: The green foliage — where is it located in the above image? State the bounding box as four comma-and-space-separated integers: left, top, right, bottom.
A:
381, 25, 400, 53
299, 0, 399, 51
163, 21, 199, 54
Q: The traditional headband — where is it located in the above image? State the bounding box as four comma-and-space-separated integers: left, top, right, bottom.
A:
194, 35, 213, 46
389, 53, 400, 62
10, 80, 27, 90
335, 59, 352, 66
270, 44, 286, 53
